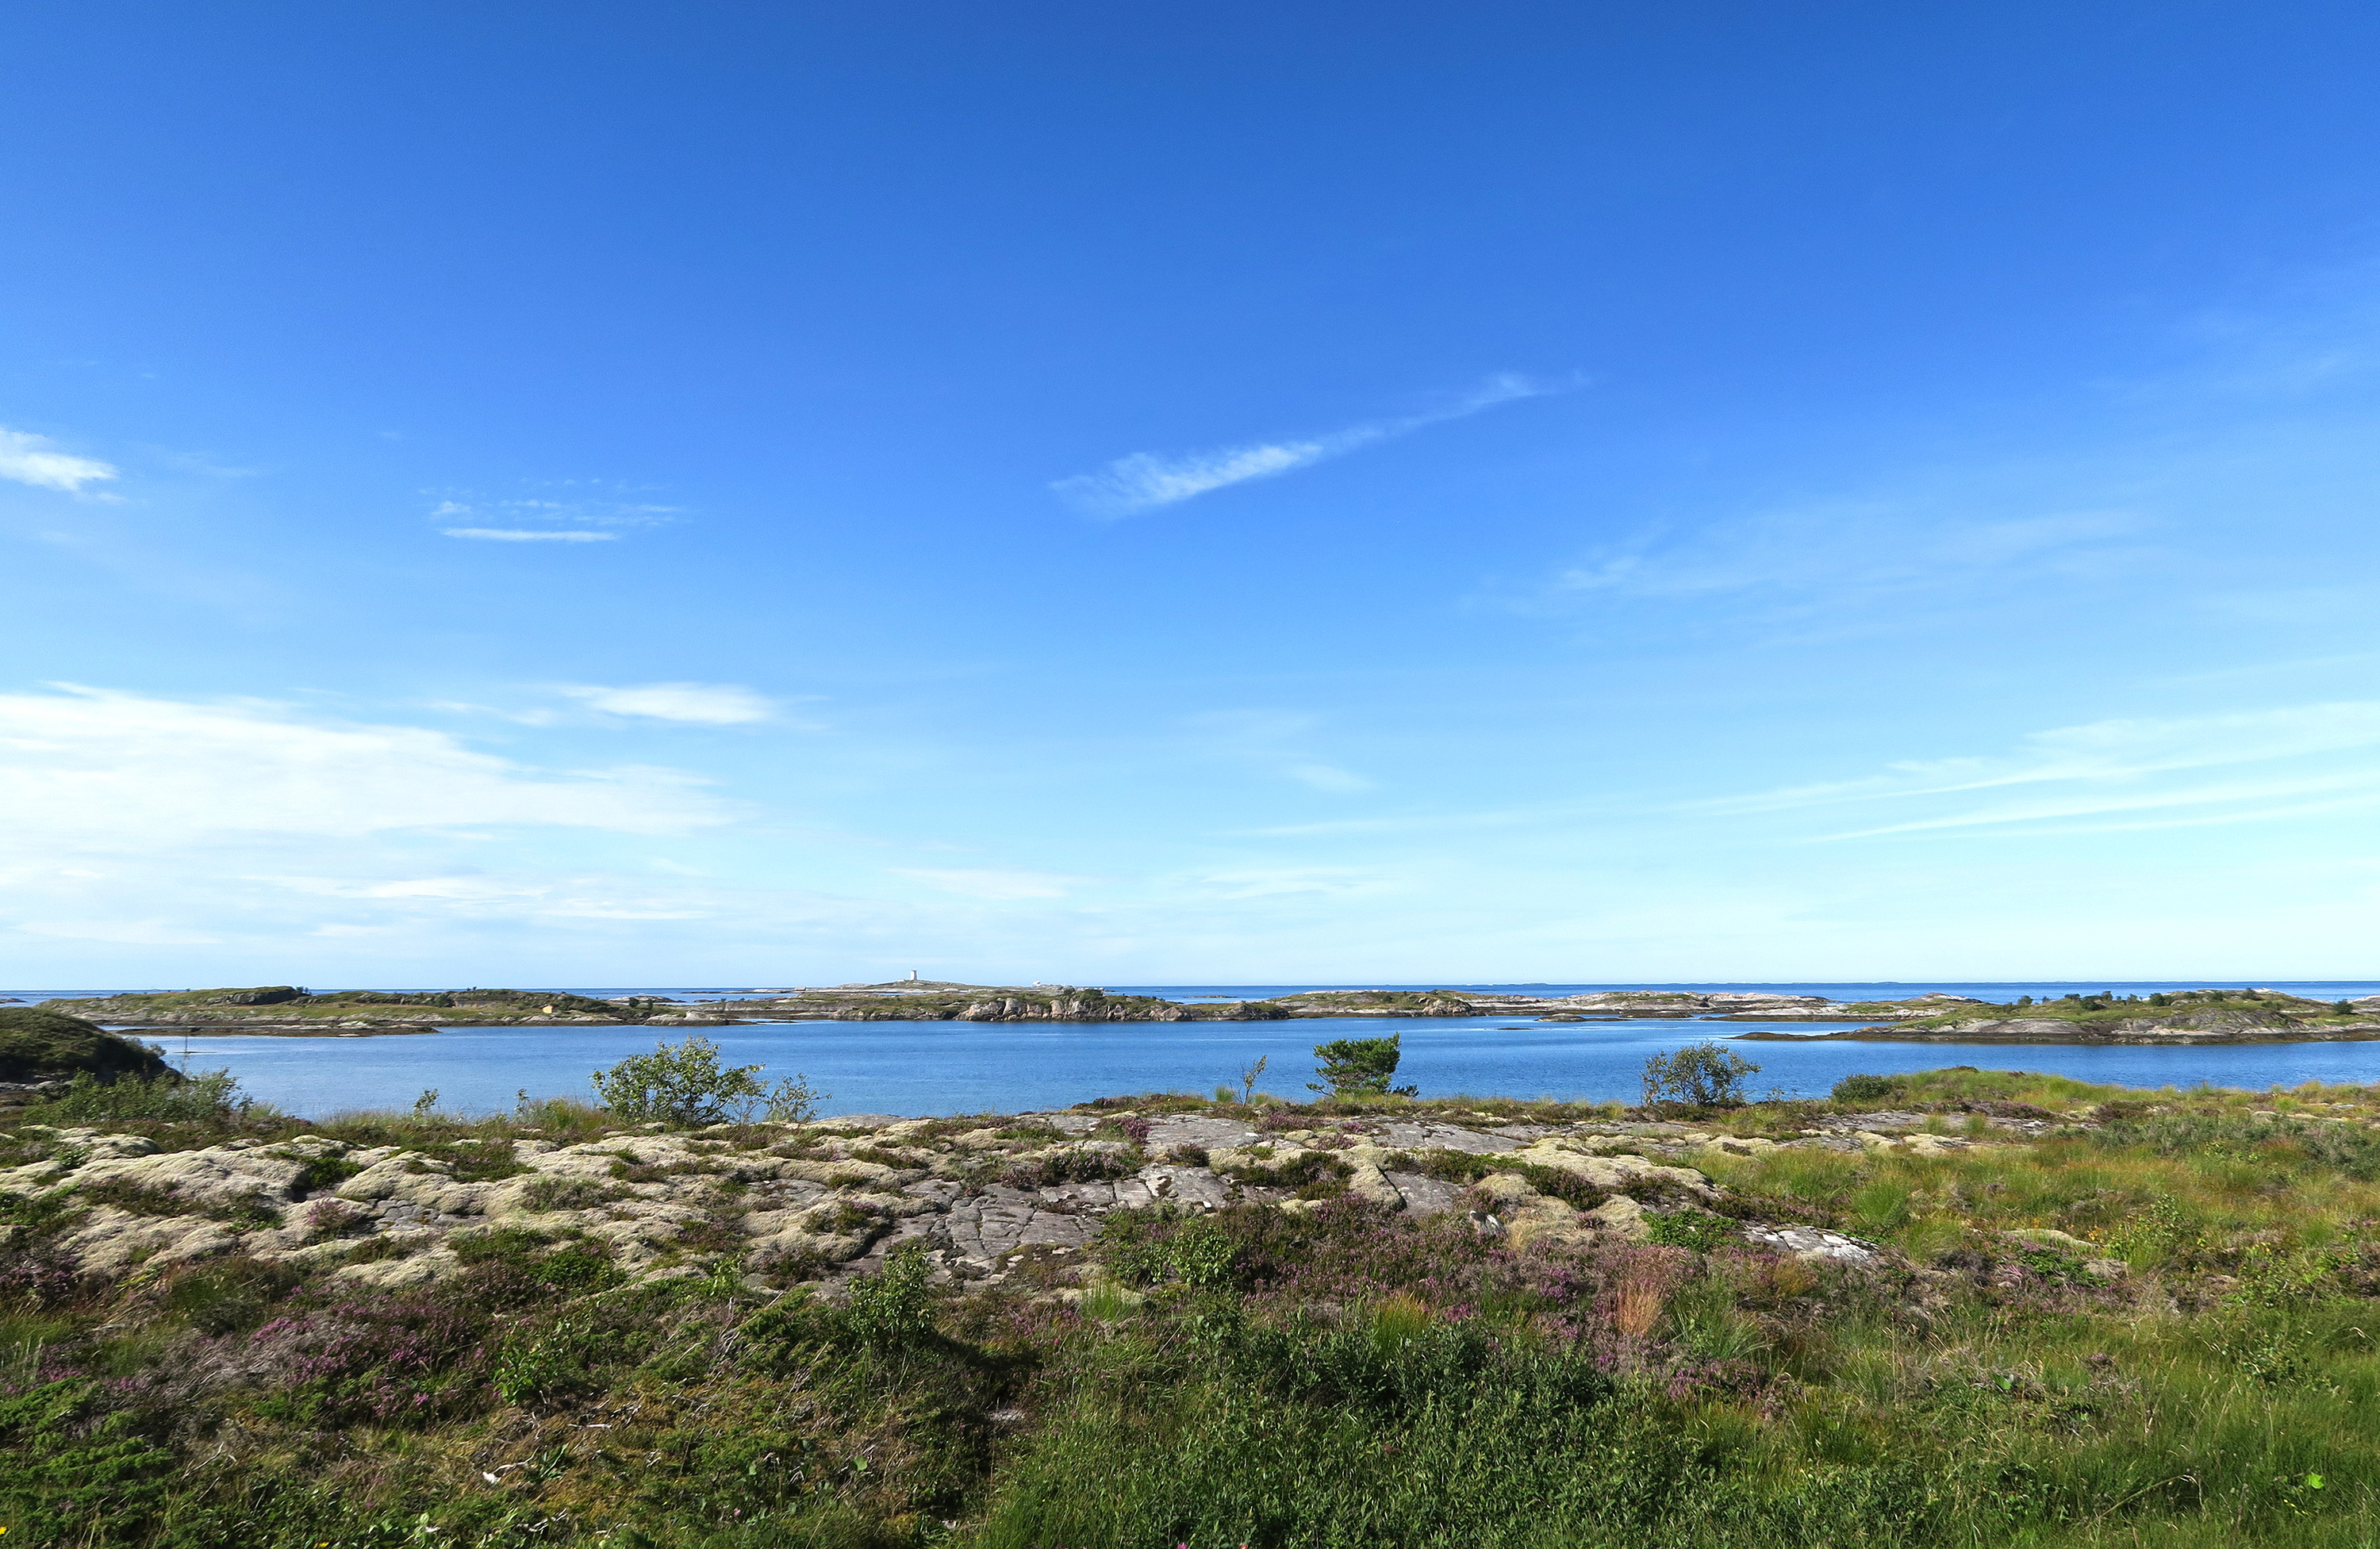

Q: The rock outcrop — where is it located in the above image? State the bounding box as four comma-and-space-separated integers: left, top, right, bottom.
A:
0, 1005, 171, 1096
0, 1101, 1952, 1299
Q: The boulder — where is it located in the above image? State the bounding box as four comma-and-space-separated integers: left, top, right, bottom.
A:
1585, 1195, 1650, 1241
76, 1147, 307, 1212
1475, 1173, 1596, 1251
1506, 1139, 1715, 1197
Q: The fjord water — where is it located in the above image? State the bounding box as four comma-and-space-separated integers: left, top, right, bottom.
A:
63, 978, 2380, 1120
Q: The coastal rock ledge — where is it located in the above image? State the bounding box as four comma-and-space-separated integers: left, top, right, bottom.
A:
0, 1102, 1994, 1301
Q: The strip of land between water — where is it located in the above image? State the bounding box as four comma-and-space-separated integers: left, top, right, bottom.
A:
30, 982, 2380, 1044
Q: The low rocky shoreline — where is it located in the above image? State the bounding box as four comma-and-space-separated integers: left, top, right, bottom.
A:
0, 1095, 2070, 1305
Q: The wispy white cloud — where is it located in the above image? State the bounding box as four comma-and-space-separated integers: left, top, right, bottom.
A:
1054, 373, 1568, 517
1539, 505, 2145, 608
1180, 709, 1378, 795
0, 684, 735, 841
1183, 867, 1395, 900
1286, 763, 1375, 794
892, 867, 1079, 900
1706, 701, 2380, 817
0, 427, 117, 494
1702, 700, 2380, 843
443, 528, 617, 543
560, 682, 777, 725
428, 482, 683, 542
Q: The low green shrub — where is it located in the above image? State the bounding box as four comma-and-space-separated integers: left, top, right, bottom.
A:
1643, 1207, 1738, 1253
159, 1257, 301, 1335
1832, 1072, 1906, 1105
843, 1243, 934, 1346
521, 1174, 618, 1211
0, 1380, 176, 1546
1002, 1148, 1138, 1190
25, 1068, 248, 1125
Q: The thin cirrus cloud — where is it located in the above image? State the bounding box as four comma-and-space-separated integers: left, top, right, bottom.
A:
443, 528, 618, 543
0, 683, 735, 844
1052, 373, 1569, 517
0, 426, 118, 494
432, 489, 681, 544
559, 682, 778, 725
1693, 700, 2380, 842
892, 867, 1080, 901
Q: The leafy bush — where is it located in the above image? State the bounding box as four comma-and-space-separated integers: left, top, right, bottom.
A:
591, 1036, 766, 1125
1308, 1034, 1417, 1098
1167, 1219, 1238, 1290
763, 1071, 827, 1123
843, 1243, 934, 1346
1641, 1041, 1760, 1108
25, 1068, 246, 1124
491, 1314, 598, 1407
1831, 1072, 1904, 1105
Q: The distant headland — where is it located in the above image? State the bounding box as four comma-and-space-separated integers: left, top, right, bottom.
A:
27, 982, 2380, 1044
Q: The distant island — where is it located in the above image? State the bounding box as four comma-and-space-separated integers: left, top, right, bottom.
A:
1737, 986, 2380, 1044
33, 981, 1973, 1033
31, 982, 2380, 1044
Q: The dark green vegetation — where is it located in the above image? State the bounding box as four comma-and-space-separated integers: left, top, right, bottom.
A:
1307, 1032, 1417, 1097
1641, 1040, 1760, 1109
589, 1036, 824, 1125
13, 1070, 2380, 1545
44, 987, 632, 1028
0, 1006, 171, 1083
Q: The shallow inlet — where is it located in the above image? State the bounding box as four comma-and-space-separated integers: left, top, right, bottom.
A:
127, 1010, 2380, 1120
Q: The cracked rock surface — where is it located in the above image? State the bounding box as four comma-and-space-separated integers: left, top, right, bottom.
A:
2, 1103, 1970, 1294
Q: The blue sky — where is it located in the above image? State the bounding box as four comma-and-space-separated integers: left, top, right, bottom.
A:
6, 2, 2380, 986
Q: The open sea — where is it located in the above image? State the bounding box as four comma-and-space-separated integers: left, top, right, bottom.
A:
11, 980, 2380, 1120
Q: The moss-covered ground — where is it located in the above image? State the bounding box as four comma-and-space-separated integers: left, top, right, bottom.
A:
8, 1069, 2380, 1547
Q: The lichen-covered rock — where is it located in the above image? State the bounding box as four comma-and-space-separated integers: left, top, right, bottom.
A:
1584, 1195, 1649, 1241
76, 1147, 308, 1212
7, 1101, 1783, 1296
60, 1208, 241, 1278
1473, 1173, 1596, 1251
1505, 1139, 1714, 1197
1744, 1224, 1875, 1263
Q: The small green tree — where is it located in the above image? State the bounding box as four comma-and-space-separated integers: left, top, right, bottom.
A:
1641, 1041, 1759, 1109
762, 1073, 827, 1124
1308, 1035, 1417, 1098
592, 1036, 765, 1125
844, 1242, 935, 1346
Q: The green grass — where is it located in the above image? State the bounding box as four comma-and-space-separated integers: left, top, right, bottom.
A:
12, 1070, 2380, 1545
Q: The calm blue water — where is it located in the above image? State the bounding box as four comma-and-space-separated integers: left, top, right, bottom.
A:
108, 1011, 2380, 1120
15, 982, 2380, 1118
